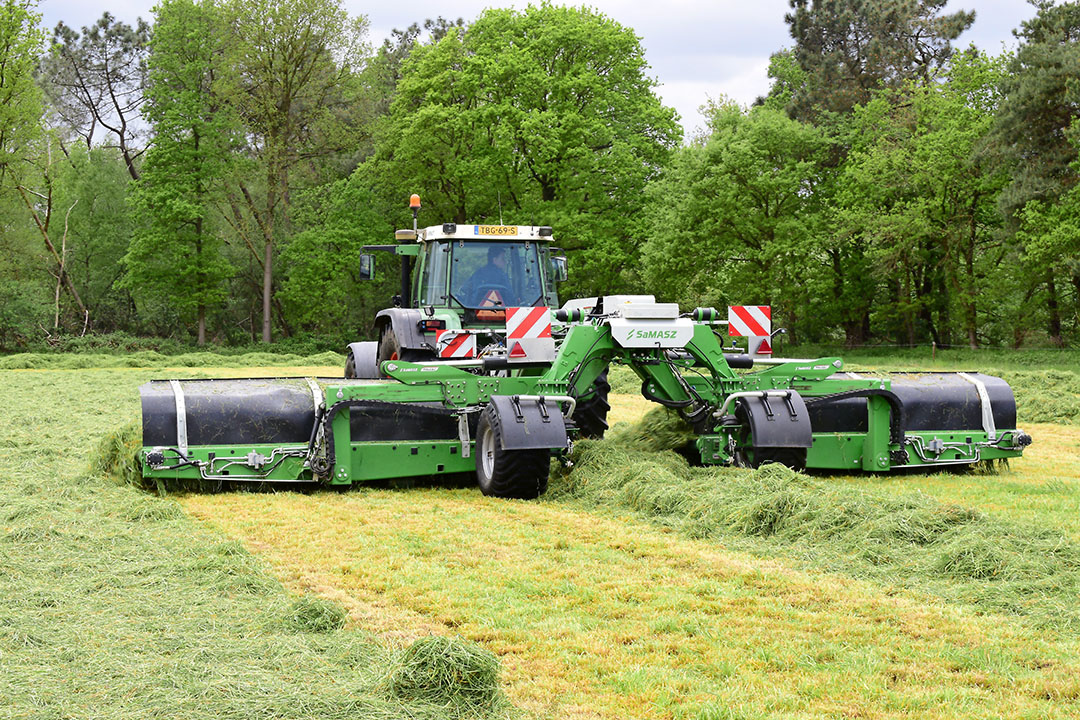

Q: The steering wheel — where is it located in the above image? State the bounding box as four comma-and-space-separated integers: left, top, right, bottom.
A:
473, 284, 514, 307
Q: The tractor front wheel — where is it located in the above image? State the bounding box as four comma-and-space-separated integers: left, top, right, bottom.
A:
474, 406, 549, 499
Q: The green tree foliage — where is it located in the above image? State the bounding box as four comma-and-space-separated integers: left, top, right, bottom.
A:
364, 17, 464, 120
277, 178, 394, 340
992, 0, 1080, 214
783, 0, 975, 119
641, 103, 831, 337
0, 2, 94, 338
365, 2, 680, 296
4, 2, 1076, 350
224, 0, 369, 342
54, 146, 136, 333
838, 50, 1011, 347
40, 12, 150, 179
989, 0, 1080, 345
124, 0, 236, 345
0, 0, 43, 185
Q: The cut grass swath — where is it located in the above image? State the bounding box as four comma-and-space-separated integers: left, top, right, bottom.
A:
0, 366, 519, 720
552, 407, 1080, 631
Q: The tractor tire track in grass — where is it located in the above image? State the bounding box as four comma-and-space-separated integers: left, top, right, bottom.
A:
183, 488, 1080, 720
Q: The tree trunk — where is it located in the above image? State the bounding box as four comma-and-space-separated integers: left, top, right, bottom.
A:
1047, 273, 1063, 347
262, 238, 273, 343
18, 186, 89, 326
195, 212, 206, 346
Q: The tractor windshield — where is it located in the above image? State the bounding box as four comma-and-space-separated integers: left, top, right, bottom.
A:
448, 241, 544, 309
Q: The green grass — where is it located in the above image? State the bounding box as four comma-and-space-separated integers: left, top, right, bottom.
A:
186, 473, 1080, 719
786, 344, 1080, 374
0, 366, 515, 720
551, 407, 1080, 632
0, 349, 346, 369
8, 357, 1080, 719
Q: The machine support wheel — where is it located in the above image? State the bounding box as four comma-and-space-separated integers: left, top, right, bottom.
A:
732, 403, 807, 472
474, 406, 550, 499
572, 369, 610, 439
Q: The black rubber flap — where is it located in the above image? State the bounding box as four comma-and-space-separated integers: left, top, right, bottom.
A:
806, 373, 1017, 434
489, 395, 568, 451
741, 392, 813, 448
347, 402, 470, 442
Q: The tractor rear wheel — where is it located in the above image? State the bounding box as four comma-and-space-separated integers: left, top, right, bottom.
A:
572, 369, 610, 439
474, 406, 550, 499
376, 328, 430, 375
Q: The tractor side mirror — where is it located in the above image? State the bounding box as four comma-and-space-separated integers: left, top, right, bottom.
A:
359, 253, 376, 280
552, 256, 568, 282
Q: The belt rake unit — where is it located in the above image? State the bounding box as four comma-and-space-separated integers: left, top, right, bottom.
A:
139, 297, 1031, 498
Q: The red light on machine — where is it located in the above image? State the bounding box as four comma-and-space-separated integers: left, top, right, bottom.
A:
508, 342, 528, 359
418, 319, 445, 332
409, 194, 421, 209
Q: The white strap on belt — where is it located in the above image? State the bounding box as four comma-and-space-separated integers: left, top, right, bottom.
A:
958, 372, 997, 440
168, 379, 188, 456
306, 378, 323, 412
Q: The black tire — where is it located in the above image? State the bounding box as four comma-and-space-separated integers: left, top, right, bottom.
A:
572, 369, 610, 439
474, 406, 550, 499
377, 329, 405, 366
376, 328, 430, 376
344, 351, 357, 379
732, 403, 807, 471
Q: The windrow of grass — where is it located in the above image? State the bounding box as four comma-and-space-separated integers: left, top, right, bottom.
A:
551, 407, 1080, 632
1000, 370, 1080, 425
0, 349, 346, 370
0, 367, 515, 720
608, 360, 1080, 425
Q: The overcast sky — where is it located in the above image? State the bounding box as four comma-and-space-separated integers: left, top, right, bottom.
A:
38, 0, 1040, 136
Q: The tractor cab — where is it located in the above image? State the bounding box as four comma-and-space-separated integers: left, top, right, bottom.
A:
414, 224, 564, 323
351, 219, 568, 376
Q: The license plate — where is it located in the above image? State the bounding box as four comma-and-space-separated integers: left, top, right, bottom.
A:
475, 225, 518, 236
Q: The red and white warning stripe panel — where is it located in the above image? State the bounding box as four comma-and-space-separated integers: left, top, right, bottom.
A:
506, 306, 552, 339
728, 305, 771, 337
435, 330, 476, 358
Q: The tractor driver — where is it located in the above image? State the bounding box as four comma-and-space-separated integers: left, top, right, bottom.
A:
463, 245, 515, 307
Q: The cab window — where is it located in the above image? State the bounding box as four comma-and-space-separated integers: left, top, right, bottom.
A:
449, 242, 543, 308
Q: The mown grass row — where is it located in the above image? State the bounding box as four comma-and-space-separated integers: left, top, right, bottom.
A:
0, 367, 515, 720
0, 350, 346, 369
607, 363, 1080, 425
550, 407, 1080, 632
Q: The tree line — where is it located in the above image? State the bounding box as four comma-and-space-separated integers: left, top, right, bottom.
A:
0, 0, 1076, 350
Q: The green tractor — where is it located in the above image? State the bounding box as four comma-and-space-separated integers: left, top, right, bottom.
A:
344, 196, 610, 438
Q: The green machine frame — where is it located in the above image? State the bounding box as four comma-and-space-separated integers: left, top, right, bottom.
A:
140, 299, 1031, 490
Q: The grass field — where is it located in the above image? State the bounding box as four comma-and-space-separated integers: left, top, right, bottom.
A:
0, 365, 514, 720
2, 359, 1078, 719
